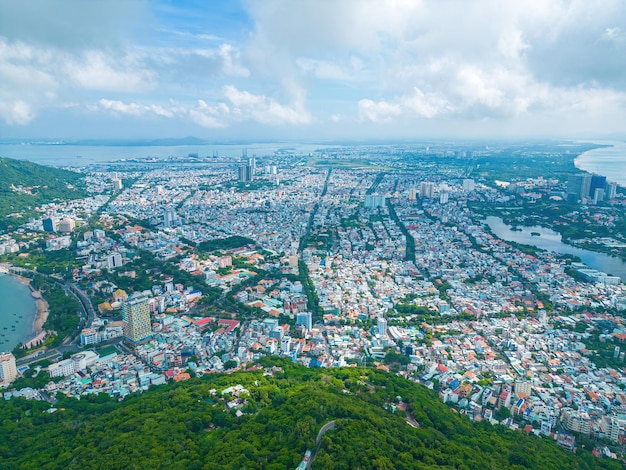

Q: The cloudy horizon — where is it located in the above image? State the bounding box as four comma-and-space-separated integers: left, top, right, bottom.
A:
2, 0, 626, 141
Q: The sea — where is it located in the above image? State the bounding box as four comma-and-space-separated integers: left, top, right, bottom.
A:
0, 142, 338, 167
0, 274, 37, 352
575, 141, 626, 188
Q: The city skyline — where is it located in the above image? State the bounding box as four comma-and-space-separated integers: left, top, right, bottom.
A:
2, 1, 626, 141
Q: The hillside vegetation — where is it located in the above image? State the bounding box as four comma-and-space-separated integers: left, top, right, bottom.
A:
0, 358, 619, 470
0, 157, 85, 230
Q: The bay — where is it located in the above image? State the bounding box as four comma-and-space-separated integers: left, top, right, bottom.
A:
0, 274, 37, 352
484, 216, 626, 281
0, 142, 338, 167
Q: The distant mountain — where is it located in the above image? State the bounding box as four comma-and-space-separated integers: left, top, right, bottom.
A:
0, 157, 86, 231
0, 358, 618, 469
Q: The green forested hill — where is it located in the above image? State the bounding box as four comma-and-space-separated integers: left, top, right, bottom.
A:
0, 157, 86, 230
0, 359, 619, 470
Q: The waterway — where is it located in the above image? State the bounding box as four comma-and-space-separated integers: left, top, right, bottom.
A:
0, 274, 37, 352
484, 216, 626, 281
574, 141, 626, 188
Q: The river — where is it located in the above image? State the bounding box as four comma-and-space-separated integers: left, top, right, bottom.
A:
484, 216, 626, 281
0, 274, 37, 352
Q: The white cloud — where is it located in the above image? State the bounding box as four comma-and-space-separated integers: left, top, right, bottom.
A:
98, 99, 177, 119
222, 85, 311, 125
4, 0, 626, 137
0, 100, 35, 125
95, 85, 312, 130
359, 88, 449, 122
358, 99, 401, 123
247, 0, 626, 135
188, 100, 229, 129
68, 51, 154, 93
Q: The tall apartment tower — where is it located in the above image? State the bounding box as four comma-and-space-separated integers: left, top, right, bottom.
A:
589, 174, 607, 198
296, 312, 313, 332
378, 317, 388, 337
606, 182, 618, 200
567, 174, 592, 201
122, 296, 152, 343
0, 352, 18, 384
420, 182, 435, 199
462, 179, 475, 192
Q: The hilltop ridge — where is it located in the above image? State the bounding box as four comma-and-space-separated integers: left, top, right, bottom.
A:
0, 157, 85, 231
0, 359, 619, 469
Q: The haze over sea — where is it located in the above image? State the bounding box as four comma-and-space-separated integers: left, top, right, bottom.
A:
0, 143, 336, 167
575, 141, 626, 188
2, 141, 625, 185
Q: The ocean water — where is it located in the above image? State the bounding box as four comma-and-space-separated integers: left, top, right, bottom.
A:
0, 275, 37, 352
0, 142, 336, 167
575, 141, 626, 188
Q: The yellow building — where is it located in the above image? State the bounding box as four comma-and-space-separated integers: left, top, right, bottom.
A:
122, 296, 152, 343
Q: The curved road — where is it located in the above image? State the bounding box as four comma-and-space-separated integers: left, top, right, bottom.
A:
10, 267, 95, 366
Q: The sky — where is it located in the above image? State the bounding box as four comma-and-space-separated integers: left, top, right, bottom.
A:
2, 0, 626, 141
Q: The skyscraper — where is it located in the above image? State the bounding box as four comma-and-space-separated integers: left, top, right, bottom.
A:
0, 352, 17, 384
378, 317, 388, 337
238, 165, 253, 182
607, 182, 618, 199
462, 179, 475, 192
163, 208, 178, 228
122, 296, 152, 343
589, 174, 607, 198
420, 182, 435, 199
42, 217, 55, 232
566, 174, 592, 201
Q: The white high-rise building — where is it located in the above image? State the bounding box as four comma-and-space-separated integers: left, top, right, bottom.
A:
107, 252, 123, 270
439, 191, 449, 204
378, 317, 388, 337
0, 352, 18, 384
607, 182, 618, 200
163, 208, 178, 228
296, 312, 313, 332
462, 179, 475, 192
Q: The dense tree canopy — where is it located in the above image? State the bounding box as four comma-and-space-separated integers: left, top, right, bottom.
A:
0, 359, 619, 469
0, 157, 86, 230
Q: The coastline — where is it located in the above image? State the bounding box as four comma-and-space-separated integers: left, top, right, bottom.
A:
574, 141, 626, 188
9, 273, 50, 336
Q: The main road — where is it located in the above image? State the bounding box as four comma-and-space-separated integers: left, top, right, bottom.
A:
9, 267, 96, 366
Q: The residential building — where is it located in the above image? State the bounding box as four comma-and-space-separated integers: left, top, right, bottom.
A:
122, 295, 153, 343
58, 218, 75, 233
296, 312, 313, 332
0, 353, 17, 384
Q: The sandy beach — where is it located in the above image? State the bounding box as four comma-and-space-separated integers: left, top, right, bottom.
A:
32, 296, 50, 334
10, 273, 50, 335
